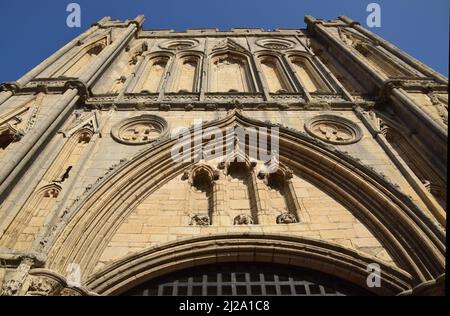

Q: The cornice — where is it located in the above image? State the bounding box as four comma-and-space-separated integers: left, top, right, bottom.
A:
137, 29, 308, 39
82, 92, 376, 111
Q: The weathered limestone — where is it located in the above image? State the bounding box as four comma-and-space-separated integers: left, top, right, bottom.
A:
0, 15, 446, 296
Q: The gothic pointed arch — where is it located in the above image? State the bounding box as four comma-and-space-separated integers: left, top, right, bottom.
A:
182, 163, 219, 225
132, 52, 173, 93
256, 52, 292, 93
169, 52, 202, 93
211, 38, 248, 54
50, 32, 111, 78
287, 52, 330, 93
208, 40, 257, 93
37, 110, 445, 293
0, 183, 62, 250
258, 161, 301, 224
217, 148, 260, 225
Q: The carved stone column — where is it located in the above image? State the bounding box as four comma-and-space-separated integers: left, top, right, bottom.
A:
283, 178, 301, 222
199, 37, 210, 101
247, 166, 263, 224
251, 52, 271, 101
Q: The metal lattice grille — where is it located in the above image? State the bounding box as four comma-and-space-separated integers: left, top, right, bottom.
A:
124, 263, 370, 296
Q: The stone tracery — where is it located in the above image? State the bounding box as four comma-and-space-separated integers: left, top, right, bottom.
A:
111, 114, 168, 145
209, 53, 254, 93
0, 15, 446, 297
305, 114, 363, 144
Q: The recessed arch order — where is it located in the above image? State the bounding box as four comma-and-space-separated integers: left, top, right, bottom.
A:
43, 110, 445, 294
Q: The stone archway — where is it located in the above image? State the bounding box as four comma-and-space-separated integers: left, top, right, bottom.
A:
41, 110, 444, 289
84, 234, 412, 296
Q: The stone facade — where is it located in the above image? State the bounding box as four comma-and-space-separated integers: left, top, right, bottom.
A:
0, 15, 446, 296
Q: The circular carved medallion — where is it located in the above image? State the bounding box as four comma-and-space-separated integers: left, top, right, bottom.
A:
304, 115, 362, 145
256, 38, 295, 50
111, 115, 168, 145
159, 39, 199, 50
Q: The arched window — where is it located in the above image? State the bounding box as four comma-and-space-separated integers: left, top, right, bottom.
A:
136, 56, 170, 93
62, 42, 106, 78
210, 53, 253, 92
171, 56, 200, 93
289, 56, 329, 93
259, 55, 290, 93
221, 160, 260, 225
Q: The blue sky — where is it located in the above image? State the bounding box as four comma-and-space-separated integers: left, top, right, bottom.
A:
0, 0, 448, 82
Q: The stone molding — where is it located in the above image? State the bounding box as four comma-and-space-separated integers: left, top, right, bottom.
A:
40, 110, 444, 284
84, 234, 413, 296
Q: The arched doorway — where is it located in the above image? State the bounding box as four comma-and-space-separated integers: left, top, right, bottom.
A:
122, 262, 372, 296
84, 234, 412, 296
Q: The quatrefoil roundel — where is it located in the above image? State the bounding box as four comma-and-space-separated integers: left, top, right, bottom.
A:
111, 114, 168, 145
304, 115, 363, 145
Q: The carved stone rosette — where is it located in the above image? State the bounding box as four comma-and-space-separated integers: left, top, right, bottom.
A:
304, 114, 363, 145
111, 114, 168, 145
